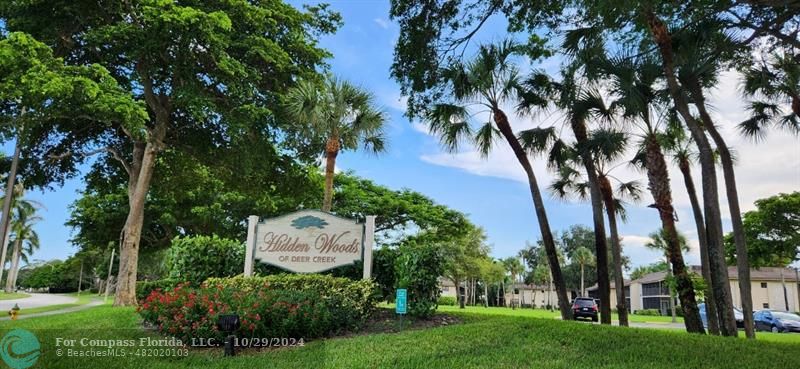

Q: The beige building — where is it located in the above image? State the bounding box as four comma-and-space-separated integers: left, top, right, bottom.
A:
588, 266, 799, 314
438, 277, 458, 298
504, 283, 562, 308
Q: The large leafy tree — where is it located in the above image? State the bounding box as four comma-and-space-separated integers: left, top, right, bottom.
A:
724, 192, 800, 268
1, 1, 341, 305
285, 77, 388, 212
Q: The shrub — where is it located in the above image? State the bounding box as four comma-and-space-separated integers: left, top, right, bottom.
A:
395, 244, 444, 319
138, 284, 334, 342
136, 279, 179, 301
165, 235, 244, 284
635, 309, 662, 316
204, 274, 379, 330
437, 296, 457, 306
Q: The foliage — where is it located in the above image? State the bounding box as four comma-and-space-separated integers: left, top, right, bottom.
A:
204, 274, 379, 328
17, 259, 79, 291
635, 309, 663, 316
138, 284, 336, 342
165, 235, 245, 285
371, 246, 400, 301
394, 243, 445, 318
437, 296, 457, 306
136, 278, 179, 302
630, 262, 669, 280
724, 192, 800, 267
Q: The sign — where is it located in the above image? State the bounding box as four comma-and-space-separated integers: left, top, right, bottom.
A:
244, 210, 375, 276
396, 289, 407, 315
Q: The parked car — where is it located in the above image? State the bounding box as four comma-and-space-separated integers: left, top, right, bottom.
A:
698, 303, 745, 329
572, 297, 598, 322
754, 310, 800, 333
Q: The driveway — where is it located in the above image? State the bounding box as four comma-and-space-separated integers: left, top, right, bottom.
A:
0, 293, 77, 311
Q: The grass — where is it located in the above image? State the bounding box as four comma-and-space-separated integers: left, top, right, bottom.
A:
429, 305, 685, 324
0, 291, 30, 300
0, 305, 797, 369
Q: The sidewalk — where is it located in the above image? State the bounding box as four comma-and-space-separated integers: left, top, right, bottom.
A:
0, 299, 104, 321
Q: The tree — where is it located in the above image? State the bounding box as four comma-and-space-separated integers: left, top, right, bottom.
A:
418, 40, 571, 319
630, 261, 669, 281
503, 256, 525, 307
437, 226, 490, 309
285, 77, 388, 212
724, 192, 800, 267
573, 246, 595, 297
646, 228, 691, 323
1, 1, 342, 306
739, 51, 800, 138
598, 52, 704, 333
3, 192, 41, 291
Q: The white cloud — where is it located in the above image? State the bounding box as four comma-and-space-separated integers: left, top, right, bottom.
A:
373, 18, 390, 29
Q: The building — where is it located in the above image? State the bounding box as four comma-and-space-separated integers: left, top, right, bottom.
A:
438, 277, 458, 299
586, 280, 632, 312
588, 266, 799, 315
503, 283, 563, 308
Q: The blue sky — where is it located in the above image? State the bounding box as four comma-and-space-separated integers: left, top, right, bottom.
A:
11, 1, 800, 273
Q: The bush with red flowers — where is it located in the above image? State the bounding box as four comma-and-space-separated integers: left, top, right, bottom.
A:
137, 275, 378, 343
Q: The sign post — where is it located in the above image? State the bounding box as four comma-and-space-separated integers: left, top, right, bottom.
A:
244, 210, 375, 278
396, 288, 407, 330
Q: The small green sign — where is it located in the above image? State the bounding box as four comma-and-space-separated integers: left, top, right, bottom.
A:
396, 289, 407, 315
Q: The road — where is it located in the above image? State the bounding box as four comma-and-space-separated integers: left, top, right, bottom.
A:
0, 293, 77, 312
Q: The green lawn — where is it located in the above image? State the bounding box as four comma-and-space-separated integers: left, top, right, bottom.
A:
0, 291, 30, 300
432, 305, 685, 324
0, 305, 797, 369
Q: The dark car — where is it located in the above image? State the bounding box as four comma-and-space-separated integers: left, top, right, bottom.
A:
754, 310, 800, 333
572, 297, 598, 322
698, 303, 745, 329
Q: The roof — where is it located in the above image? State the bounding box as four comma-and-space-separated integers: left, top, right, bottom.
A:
585, 279, 632, 292
628, 266, 799, 285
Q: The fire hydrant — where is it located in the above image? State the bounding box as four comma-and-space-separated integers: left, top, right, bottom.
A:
8, 303, 20, 320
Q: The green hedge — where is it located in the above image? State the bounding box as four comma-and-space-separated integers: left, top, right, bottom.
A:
395, 244, 444, 319
136, 279, 180, 301
635, 309, 661, 316
437, 296, 457, 306
204, 274, 379, 330
166, 235, 244, 284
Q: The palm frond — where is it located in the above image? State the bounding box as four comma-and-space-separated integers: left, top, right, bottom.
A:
474, 122, 501, 158
518, 126, 556, 155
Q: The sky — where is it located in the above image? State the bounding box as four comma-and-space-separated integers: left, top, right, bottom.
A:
11, 1, 800, 274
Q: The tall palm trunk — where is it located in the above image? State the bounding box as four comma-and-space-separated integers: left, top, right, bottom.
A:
5, 238, 21, 292
0, 134, 22, 288
678, 157, 720, 335
599, 174, 629, 326
322, 136, 340, 212
686, 79, 755, 338
644, 135, 705, 333
667, 265, 676, 323
781, 268, 789, 311
484, 281, 489, 307
492, 107, 571, 319
570, 118, 611, 324
644, 10, 737, 336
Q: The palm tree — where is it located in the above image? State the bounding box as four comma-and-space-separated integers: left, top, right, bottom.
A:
643, 11, 737, 336
674, 26, 756, 338
739, 51, 800, 138
645, 229, 690, 323
422, 40, 572, 319
663, 122, 720, 335
503, 257, 525, 307
573, 246, 595, 297
5, 204, 41, 292
284, 76, 388, 212
600, 54, 705, 333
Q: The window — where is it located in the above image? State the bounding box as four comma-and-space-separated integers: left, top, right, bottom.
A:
760, 282, 767, 288
514, 288, 519, 294
763, 303, 769, 309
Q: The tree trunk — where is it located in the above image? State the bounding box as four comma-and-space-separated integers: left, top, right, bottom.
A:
484, 281, 489, 307
678, 157, 720, 335
781, 268, 789, 311
114, 140, 160, 306
599, 174, 629, 326
457, 278, 465, 309
0, 134, 22, 288
581, 263, 585, 297
501, 279, 506, 307
570, 117, 611, 324
644, 10, 737, 336
644, 134, 705, 333
687, 79, 755, 338
492, 107, 572, 319
322, 137, 340, 212
5, 238, 21, 292
668, 265, 676, 323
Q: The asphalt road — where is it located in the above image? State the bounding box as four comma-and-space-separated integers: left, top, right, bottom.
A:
0, 293, 77, 312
